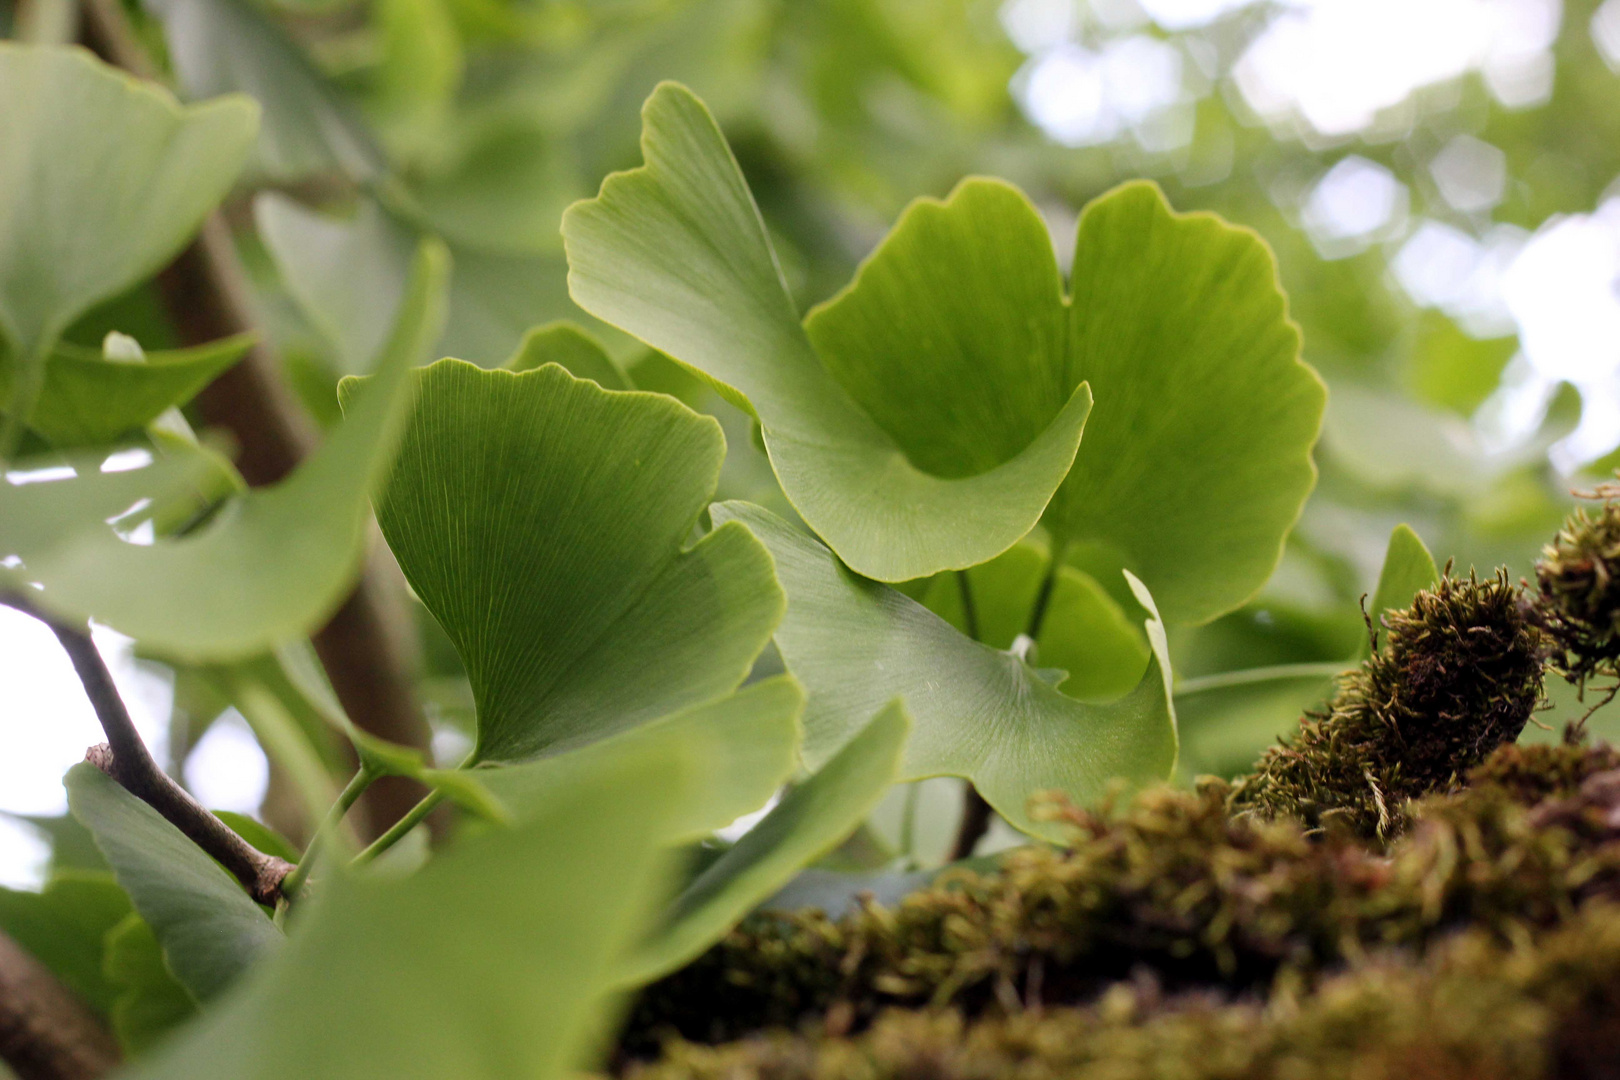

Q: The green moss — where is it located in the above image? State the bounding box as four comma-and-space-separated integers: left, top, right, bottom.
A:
623, 741, 1620, 1052
1228, 571, 1544, 840
625, 901, 1620, 1080
1534, 500, 1620, 687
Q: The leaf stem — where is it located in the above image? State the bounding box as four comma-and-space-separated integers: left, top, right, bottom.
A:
1024, 540, 1071, 643
1174, 661, 1349, 696
0, 592, 294, 905
352, 789, 445, 866
955, 570, 981, 641
280, 765, 379, 899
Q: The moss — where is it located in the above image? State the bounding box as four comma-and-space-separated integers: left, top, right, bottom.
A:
623, 742, 1620, 1053
624, 902, 1620, 1080
1534, 499, 1620, 687
1227, 571, 1544, 840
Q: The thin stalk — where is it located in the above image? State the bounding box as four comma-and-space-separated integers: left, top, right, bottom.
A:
280, 766, 379, 898
0, 593, 293, 904
1023, 540, 1071, 643
956, 570, 981, 641
1175, 661, 1349, 696
949, 569, 995, 861
897, 782, 920, 867
352, 789, 444, 866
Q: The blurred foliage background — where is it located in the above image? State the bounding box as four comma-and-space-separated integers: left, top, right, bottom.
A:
5, 0, 1620, 859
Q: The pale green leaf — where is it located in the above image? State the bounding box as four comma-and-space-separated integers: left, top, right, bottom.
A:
65, 764, 282, 1002
473, 676, 803, 843
0, 870, 132, 1013
142, 0, 384, 181
621, 700, 908, 984
562, 82, 1092, 583
1366, 524, 1440, 650
0, 333, 252, 448
0, 44, 256, 438
717, 502, 1178, 837
123, 740, 690, 1080
343, 357, 782, 763
103, 914, 197, 1055
505, 321, 631, 390
21, 243, 447, 661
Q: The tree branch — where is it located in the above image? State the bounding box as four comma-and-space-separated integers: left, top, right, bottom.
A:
1, 594, 294, 905
0, 929, 120, 1080
79, 0, 436, 840
949, 787, 994, 862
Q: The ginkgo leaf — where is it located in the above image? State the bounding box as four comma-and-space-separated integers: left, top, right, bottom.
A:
807, 178, 1324, 624
504, 322, 632, 390
0, 44, 256, 447
343, 356, 783, 764
122, 735, 691, 1080
19, 242, 448, 661
620, 699, 908, 984
1364, 524, 1440, 653
717, 502, 1178, 837
562, 82, 1092, 583
66, 764, 282, 1003
0, 332, 253, 448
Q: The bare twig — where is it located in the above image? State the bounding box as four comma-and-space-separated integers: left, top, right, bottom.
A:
1, 594, 293, 905
950, 787, 994, 862
78, 0, 436, 839
0, 929, 120, 1080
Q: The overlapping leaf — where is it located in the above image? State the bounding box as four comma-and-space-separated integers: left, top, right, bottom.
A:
718, 502, 1178, 836
806, 178, 1324, 623
344, 356, 783, 763
66, 765, 282, 1002
123, 740, 689, 1080
0, 45, 256, 447
562, 82, 1093, 583
17, 243, 447, 662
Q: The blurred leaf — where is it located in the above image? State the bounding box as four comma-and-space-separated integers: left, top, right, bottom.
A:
620, 700, 908, 984
1363, 524, 1439, 656
66, 764, 283, 1002
0, 45, 255, 436
343, 357, 782, 764
918, 540, 1150, 701
143, 0, 384, 181
717, 501, 1177, 838
0, 870, 132, 1012
563, 82, 1092, 583
103, 913, 197, 1055
1404, 311, 1517, 416
474, 676, 803, 844
256, 196, 418, 376
212, 813, 301, 866
0, 333, 252, 448
1173, 665, 1340, 782
406, 121, 582, 255
22, 243, 446, 661
123, 737, 690, 1080
504, 321, 631, 390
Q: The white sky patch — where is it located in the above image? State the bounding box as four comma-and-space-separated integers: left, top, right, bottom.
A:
1430, 135, 1508, 215
1300, 156, 1407, 257
999, 0, 1077, 54
1013, 34, 1191, 149
1234, 0, 1562, 139
100, 447, 154, 474
1136, 0, 1255, 31
183, 709, 269, 816
0, 816, 50, 890
715, 792, 780, 843
1595, 0, 1620, 71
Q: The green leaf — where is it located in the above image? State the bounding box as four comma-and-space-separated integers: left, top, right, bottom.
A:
343, 357, 782, 764
212, 813, 301, 866
809, 178, 1322, 623
20, 242, 447, 661
1366, 524, 1440, 648
142, 0, 384, 181
918, 540, 1150, 701
562, 82, 1092, 583
1172, 663, 1343, 782
65, 764, 283, 1002
123, 739, 690, 1080
505, 322, 631, 390
103, 913, 197, 1055
474, 676, 804, 843
0, 332, 253, 448
0, 44, 256, 440
256, 195, 419, 376
0, 870, 132, 1013
621, 700, 909, 984
717, 502, 1178, 837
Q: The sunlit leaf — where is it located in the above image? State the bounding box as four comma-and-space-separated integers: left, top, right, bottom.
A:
343, 356, 782, 763
717, 502, 1177, 837
21, 243, 447, 662
66, 764, 283, 1002
563, 82, 1093, 583
0, 44, 256, 441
